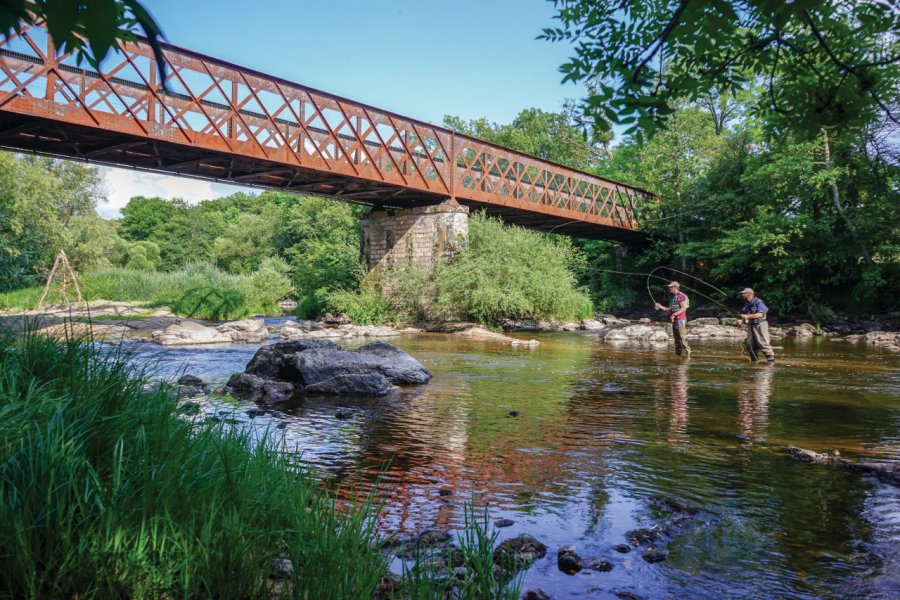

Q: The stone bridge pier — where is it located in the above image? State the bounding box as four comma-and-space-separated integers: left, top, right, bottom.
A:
360, 201, 469, 275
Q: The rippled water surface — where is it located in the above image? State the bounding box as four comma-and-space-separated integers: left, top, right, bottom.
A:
127, 326, 900, 599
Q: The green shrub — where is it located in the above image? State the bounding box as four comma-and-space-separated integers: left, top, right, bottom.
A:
169, 282, 249, 321
326, 286, 396, 325
380, 213, 593, 325
296, 290, 327, 320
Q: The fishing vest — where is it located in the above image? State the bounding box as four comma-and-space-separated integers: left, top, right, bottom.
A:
669, 292, 688, 321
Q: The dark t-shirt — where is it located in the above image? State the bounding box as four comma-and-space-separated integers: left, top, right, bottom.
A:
741, 297, 768, 324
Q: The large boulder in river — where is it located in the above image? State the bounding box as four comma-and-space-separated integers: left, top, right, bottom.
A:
245, 340, 339, 379
303, 373, 397, 396
233, 340, 431, 397
291, 341, 432, 386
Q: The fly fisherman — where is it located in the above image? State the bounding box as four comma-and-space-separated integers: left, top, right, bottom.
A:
739, 288, 775, 364
655, 281, 691, 356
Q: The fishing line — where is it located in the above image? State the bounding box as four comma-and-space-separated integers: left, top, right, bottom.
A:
593, 265, 753, 361
649, 266, 753, 361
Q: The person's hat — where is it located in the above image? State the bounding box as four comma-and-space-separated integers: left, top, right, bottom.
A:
739, 287, 754, 295
666, 281, 680, 288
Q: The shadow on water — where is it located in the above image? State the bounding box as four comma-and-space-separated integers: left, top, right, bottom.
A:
128, 330, 900, 599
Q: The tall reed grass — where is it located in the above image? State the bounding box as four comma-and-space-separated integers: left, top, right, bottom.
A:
0, 330, 387, 598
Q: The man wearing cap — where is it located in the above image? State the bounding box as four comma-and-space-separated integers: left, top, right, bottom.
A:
740, 288, 775, 363
655, 281, 691, 356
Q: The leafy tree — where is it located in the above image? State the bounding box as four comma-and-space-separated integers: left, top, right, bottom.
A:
542, 0, 900, 138
119, 196, 183, 241
276, 195, 362, 296
22, 156, 104, 226
0, 153, 105, 289
64, 215, 119, 270
0, 0, 165, 80
123, 240, 161, 271
213, 212, 277, 274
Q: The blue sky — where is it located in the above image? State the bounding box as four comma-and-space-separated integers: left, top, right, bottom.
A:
99, 0, 583, 216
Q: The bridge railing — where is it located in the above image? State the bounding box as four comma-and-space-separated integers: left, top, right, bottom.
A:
0, 24, 651, 231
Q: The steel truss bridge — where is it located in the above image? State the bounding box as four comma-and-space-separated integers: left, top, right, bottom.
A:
0, 25, 653, 241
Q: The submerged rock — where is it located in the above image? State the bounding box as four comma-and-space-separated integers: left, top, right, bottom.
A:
642, 547, 669, 563
625, 527, 665, 546
787, 446, 842, 464
262, 380, 294, 399
176, 374, 207, 398
417, 529, 452, 545
557, 545, 582, 574
427, 322, 540, 346
522, 589, 551, 600
587, 559, 614, 571
493, 534, 547, 569
787, 446, 900, 486
226, 372, 265, 393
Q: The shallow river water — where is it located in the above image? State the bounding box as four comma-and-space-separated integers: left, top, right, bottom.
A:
126, 324, 900, 599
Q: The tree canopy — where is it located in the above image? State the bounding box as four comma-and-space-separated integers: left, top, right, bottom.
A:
541, 0, 900, 139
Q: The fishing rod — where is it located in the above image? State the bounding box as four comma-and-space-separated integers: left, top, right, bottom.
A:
595, 266, 753, 360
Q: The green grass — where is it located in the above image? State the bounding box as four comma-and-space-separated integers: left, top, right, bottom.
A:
2, 262, 294, 321
0, 329, 388, 598
0, 328, 527, 599
400, 505, 523, 600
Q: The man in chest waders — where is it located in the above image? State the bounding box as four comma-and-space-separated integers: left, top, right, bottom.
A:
740, 288, 775, 363
655, 281, 690, 356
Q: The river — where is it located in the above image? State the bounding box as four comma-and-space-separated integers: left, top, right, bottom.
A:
124, 323, 900, 599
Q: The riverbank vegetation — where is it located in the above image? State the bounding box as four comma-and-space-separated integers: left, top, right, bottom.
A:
327, 212, 593, 326
2, 261, 294, 321
0, 331, 523, 598
0, 153, 592, 325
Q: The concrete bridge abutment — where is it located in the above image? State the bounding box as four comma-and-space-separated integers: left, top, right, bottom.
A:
360, 201, 469, 276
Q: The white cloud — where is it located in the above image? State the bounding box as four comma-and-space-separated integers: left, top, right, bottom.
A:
98, 167, 252, 218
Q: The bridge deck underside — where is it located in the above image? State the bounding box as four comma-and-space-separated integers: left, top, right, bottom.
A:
0, 113, 642, 242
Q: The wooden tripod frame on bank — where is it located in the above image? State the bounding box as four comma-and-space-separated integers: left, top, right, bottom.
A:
35, 248, 83, 310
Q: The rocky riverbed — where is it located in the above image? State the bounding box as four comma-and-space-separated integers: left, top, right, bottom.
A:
2, 301, 898, 351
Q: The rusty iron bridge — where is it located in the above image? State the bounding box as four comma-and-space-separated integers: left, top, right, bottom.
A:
0, 25, 653, 241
